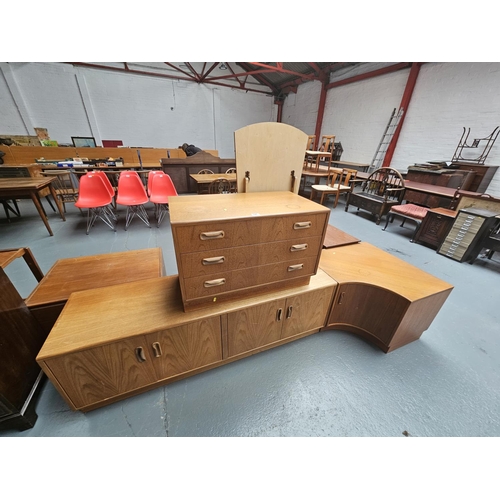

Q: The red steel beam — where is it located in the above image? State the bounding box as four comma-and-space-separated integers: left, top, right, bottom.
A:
383, 62, 422, 167
314, 81, 328, 149
326, 63, 411, 90
249, 62, 317, 80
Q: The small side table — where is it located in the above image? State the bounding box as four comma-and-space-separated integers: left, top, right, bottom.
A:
414, 207, 457, 250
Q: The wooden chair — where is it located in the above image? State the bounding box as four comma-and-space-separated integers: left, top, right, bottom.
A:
306, 135, 316, 150
310, 168, 358, 207
208, 178, 235, 194
225, 167, 236, 174
42, 170, 80, 213
345, 167, 406, 225
197, 168, 214, 174
382, 203, 430, 242
319, 135, 336, 154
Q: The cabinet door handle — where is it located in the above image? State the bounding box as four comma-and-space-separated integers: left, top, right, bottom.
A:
135, 346, 146, 363
152, 342, 162, 358
202, 256, 225, 265
276, 308, 283, 321
204, 278, 226, 288
286, 306, 293, 319
288, 263, 304, 272
200, 230, 225, 240
294, 221, 312, 230
290, 243, 308, 252
338, 292, 345, 305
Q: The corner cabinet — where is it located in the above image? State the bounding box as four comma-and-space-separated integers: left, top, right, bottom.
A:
319, 243, 454, 352
37, 272, 337, 412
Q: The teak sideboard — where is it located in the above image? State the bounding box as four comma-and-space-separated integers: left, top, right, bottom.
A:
36, 271, 337, 412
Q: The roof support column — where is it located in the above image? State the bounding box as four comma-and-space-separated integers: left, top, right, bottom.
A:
313, 80, 328, 150
383, 62, 422, 167
275, 99, 283, 123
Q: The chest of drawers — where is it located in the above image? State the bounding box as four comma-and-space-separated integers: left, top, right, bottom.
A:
438, 208, 500, 262
169, 192, 330, 310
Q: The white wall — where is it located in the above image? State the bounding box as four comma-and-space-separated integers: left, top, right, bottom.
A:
0, 62, 276, 158
282, 62, 500, 197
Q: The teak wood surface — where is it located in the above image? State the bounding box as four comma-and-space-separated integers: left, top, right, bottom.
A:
36, 269, 337, 360
26, 248, 165, 308
169, 191, 329, 224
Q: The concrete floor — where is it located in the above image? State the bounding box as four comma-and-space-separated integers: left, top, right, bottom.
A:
1, 191, 500, 438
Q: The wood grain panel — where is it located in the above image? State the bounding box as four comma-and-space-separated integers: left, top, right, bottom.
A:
180, 236, 322, 278
227, 299, 285, 357
327, 284, 407, 345
44, 337, 157, 409
281, 288, 335, 339
146, 317, 222, 380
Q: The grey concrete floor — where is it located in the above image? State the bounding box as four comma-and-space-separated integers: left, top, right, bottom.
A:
1, 192, 500, 439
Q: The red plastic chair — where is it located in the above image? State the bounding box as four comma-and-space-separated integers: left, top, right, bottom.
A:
91, 170, 117, 220
147, 170, 162, 196
74, 173, 116, 234
116, 172, 151, 230
149, 173, 178, 227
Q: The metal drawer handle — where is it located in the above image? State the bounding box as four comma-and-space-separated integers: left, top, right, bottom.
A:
288, 264, 304, 272
200, 230, 225, 240
135, 347, 146, 363
294, 221, 312, 230
204, 278, 226, 288
152, 342, 162, 358
290, 243, 308, 252
202, 256, 225, 265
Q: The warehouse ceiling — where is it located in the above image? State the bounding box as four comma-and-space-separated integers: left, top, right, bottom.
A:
67, 62, 383, 98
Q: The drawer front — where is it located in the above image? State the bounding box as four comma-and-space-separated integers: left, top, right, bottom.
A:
182, 257, 318, 301
173, 213, 327, 254
180, 235, 322, 278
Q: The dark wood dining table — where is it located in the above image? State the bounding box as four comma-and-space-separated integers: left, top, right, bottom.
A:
0, 177, 65, 236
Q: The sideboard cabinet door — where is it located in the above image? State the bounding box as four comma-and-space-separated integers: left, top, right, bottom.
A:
44, 337, 158, 410
281, 288, 333, 340
146, 317, 222, 380
227, 299, 286, 357
327, 284, 408, 346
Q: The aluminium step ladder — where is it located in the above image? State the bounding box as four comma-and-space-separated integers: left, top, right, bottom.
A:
369, 108, 404, 173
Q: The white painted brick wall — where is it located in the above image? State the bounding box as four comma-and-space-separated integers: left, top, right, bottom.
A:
282, 62, 500, 197
282, 80, 322, 135
391, 62, 500, 196
0, 63, 276, 158
0, 66, 26, 133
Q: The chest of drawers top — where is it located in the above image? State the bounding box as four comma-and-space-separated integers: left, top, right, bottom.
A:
169, 191, 329, 224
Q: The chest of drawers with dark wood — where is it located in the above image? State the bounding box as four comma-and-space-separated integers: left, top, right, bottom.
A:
169, 192, 330, 310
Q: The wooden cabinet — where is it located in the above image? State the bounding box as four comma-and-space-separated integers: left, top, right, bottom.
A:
37, 271, 337, 412
319, 243, 454, 352
414, 207, 457, 249
226, 287, 332, 357
450, 162, 499, 193
438, 208, 500, 263
0, 267, 46, 430
169, 192, 329, 310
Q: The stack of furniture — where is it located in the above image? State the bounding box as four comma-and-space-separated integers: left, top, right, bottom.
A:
35, 191, 454, 413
